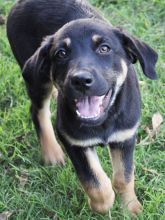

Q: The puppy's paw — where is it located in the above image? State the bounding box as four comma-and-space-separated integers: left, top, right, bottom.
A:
42, 145, 65, 165
89, 190, 115, 213
126, 198, 142, 215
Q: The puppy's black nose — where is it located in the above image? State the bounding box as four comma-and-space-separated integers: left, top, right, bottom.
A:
71, 72, 94, 90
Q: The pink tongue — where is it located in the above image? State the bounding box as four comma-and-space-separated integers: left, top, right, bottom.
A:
76, 96, 104, 118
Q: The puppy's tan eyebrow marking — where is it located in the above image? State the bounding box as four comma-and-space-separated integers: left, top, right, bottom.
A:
63, 37, 71, 47
92, 34, 102, 44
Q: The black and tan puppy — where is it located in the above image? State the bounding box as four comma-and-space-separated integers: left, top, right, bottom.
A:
7, 0, 158, 214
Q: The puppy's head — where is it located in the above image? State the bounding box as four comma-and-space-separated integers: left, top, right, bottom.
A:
23, 19, 158, 126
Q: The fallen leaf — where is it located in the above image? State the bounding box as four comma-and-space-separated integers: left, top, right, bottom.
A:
17, 170, 28, 188
0, 211, 13, 220
152, 112, 163, 132
144, 112, 163, 139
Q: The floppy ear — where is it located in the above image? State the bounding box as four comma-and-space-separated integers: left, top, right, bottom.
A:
22, 36, 53, 85
115, 28, 158, 79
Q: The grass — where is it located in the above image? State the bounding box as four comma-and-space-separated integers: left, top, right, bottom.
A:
0, 0, 165, 219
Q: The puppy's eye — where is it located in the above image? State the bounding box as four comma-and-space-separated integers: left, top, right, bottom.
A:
55, 49, 68, 59
97, 44, 111, 54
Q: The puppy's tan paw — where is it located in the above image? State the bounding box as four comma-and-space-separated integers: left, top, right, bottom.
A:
89, 190, 115, 213
126, 198, 142, 215
42, 145, 65, 165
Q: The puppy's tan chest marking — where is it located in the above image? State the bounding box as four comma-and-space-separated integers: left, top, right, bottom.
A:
61, 121, 139, 147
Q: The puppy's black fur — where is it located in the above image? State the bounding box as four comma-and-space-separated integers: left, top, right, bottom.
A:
7, 0, 158, 214
7, 0, 102, 68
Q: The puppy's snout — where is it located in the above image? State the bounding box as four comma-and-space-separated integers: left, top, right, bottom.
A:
71, 72, 94, 91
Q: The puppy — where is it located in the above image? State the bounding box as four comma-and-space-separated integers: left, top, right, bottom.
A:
7, 0, 158, 214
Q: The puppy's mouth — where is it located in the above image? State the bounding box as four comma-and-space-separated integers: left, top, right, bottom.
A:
75, 89, 112, 121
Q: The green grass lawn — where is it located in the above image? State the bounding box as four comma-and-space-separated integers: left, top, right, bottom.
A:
0, 0, 164, 219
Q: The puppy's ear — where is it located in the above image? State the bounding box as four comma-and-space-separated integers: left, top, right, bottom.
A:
115, 28, 158, 79
22, 36, 53, 85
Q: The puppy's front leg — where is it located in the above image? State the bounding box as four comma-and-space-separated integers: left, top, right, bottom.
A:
22, 40, 65, 165
62, 141, 115, 213
30, 86, 65, 165
109, 137, 142, 215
